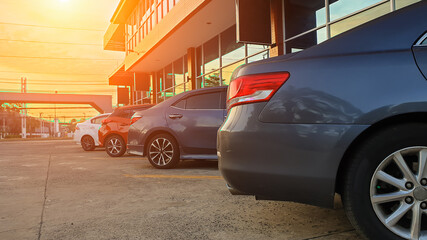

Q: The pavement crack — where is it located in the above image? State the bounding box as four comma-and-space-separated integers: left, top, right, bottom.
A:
38, 154, 52, 240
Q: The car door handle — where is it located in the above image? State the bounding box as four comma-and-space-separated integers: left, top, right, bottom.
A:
169, 114, 183, 119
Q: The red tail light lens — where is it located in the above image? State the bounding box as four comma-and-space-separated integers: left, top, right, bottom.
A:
227, 72, 290, 110
130, 117, 141, 125
75, 126, 80, 130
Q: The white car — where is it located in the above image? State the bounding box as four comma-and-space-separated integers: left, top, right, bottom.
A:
74, 113, 111, 151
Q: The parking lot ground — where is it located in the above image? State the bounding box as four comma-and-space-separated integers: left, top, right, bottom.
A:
0, 140, 361, 240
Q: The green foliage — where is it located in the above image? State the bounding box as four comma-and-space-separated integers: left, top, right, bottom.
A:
0, 103, 21, 113
204, 72, 222, 87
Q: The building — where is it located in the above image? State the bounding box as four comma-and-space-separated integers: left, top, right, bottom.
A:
103, 0, 420, 106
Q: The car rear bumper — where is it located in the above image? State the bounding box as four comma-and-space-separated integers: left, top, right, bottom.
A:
218, 107, 367, 208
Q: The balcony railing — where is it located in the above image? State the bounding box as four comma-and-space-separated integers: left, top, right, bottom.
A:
126, 0, 181, 55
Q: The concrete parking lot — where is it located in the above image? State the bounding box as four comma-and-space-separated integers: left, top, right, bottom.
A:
0, 140, 360, 240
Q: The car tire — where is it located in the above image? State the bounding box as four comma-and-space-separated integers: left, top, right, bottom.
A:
105, 135, 126, 157
81, 136, 95, 151
147, 134, 180, 169
342, 123, 427, 240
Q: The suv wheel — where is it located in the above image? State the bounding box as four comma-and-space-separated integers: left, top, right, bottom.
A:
81, 136, 95, 151
147, 134, 180, 169
105, 135, 126, 157
343, 123, 427, 240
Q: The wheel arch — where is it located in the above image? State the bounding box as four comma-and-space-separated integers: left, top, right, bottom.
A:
335, 112, 427, 194
104, 133, 125, 145
81, 134, 93, 140
143, 130, 179, 157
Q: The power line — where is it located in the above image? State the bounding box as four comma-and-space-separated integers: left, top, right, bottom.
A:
0, 89, 115, 93
0, 80, 108, 86
0, 38, 102, 46
0, 70, 108, 76
0, 78, 108, 83
0, 22, 104, 31
0, 55, 121, 61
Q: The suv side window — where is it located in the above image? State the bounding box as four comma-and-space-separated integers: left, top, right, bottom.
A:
185, 92, 221, 110
91, 116, 108, 124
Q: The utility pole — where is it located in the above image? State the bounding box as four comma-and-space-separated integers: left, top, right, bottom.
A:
39, 112, 43, 137
54, 90, 58, 137
21, 77, 27, 139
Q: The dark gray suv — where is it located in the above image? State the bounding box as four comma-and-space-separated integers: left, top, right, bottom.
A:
218, 2, 427, 240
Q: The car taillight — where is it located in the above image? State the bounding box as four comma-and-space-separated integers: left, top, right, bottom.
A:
75, 126, 80, 130
130, 117, 141, 125
227, 72, 290, 111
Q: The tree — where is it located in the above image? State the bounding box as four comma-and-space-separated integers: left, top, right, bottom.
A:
204, 72, 221, 87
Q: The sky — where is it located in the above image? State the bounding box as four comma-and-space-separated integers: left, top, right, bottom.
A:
0, 0, 124, 122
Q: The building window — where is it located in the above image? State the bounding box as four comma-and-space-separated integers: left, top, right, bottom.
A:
144, 25, 269, 104
204, 36, 220, 74
174, 57, 185, 95
283, 0, 422, 54
330, 1, 390, 38
221, 27, 245, 67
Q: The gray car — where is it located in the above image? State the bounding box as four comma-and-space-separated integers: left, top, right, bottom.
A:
128, 86, 227, 169
218, 2, 427, 240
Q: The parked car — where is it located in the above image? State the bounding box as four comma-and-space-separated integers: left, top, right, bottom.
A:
128, 86, 227, 169
99, 104, 153, 157
218, 3, 427, 240
73, 113, 110, 151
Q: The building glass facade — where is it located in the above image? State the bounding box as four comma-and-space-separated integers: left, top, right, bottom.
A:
283, 0, 422, 53
106, 0, 422, 105
136, 25, 269, 104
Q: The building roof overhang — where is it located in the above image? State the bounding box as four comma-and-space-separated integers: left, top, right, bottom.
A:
109, 63, 134, 86
125, 0, 236, 73
110, 0, 139, 24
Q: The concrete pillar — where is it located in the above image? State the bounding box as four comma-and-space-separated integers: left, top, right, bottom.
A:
21, 114, 26, 139
270, 0, 284, 57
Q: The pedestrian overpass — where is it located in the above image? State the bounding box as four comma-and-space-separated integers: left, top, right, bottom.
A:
0, 92, 113, 113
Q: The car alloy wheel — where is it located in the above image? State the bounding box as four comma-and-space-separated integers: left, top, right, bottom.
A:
105, 135, 126, 157
81, 136, 95, 151
147, 134, 179, 169
370, 146, 427, 239
342, 123, 427, 240
149, 138, 173, 165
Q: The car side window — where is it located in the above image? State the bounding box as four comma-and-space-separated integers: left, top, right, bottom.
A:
125, 110, 134, 119
416, 32, 427, 46
185, 92, 221, 110
172, 99, 186, 109
111, 109, 124, 118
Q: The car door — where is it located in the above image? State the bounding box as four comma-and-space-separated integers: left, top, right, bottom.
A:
166, 90, 225, 155
413, 32, 427, 79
